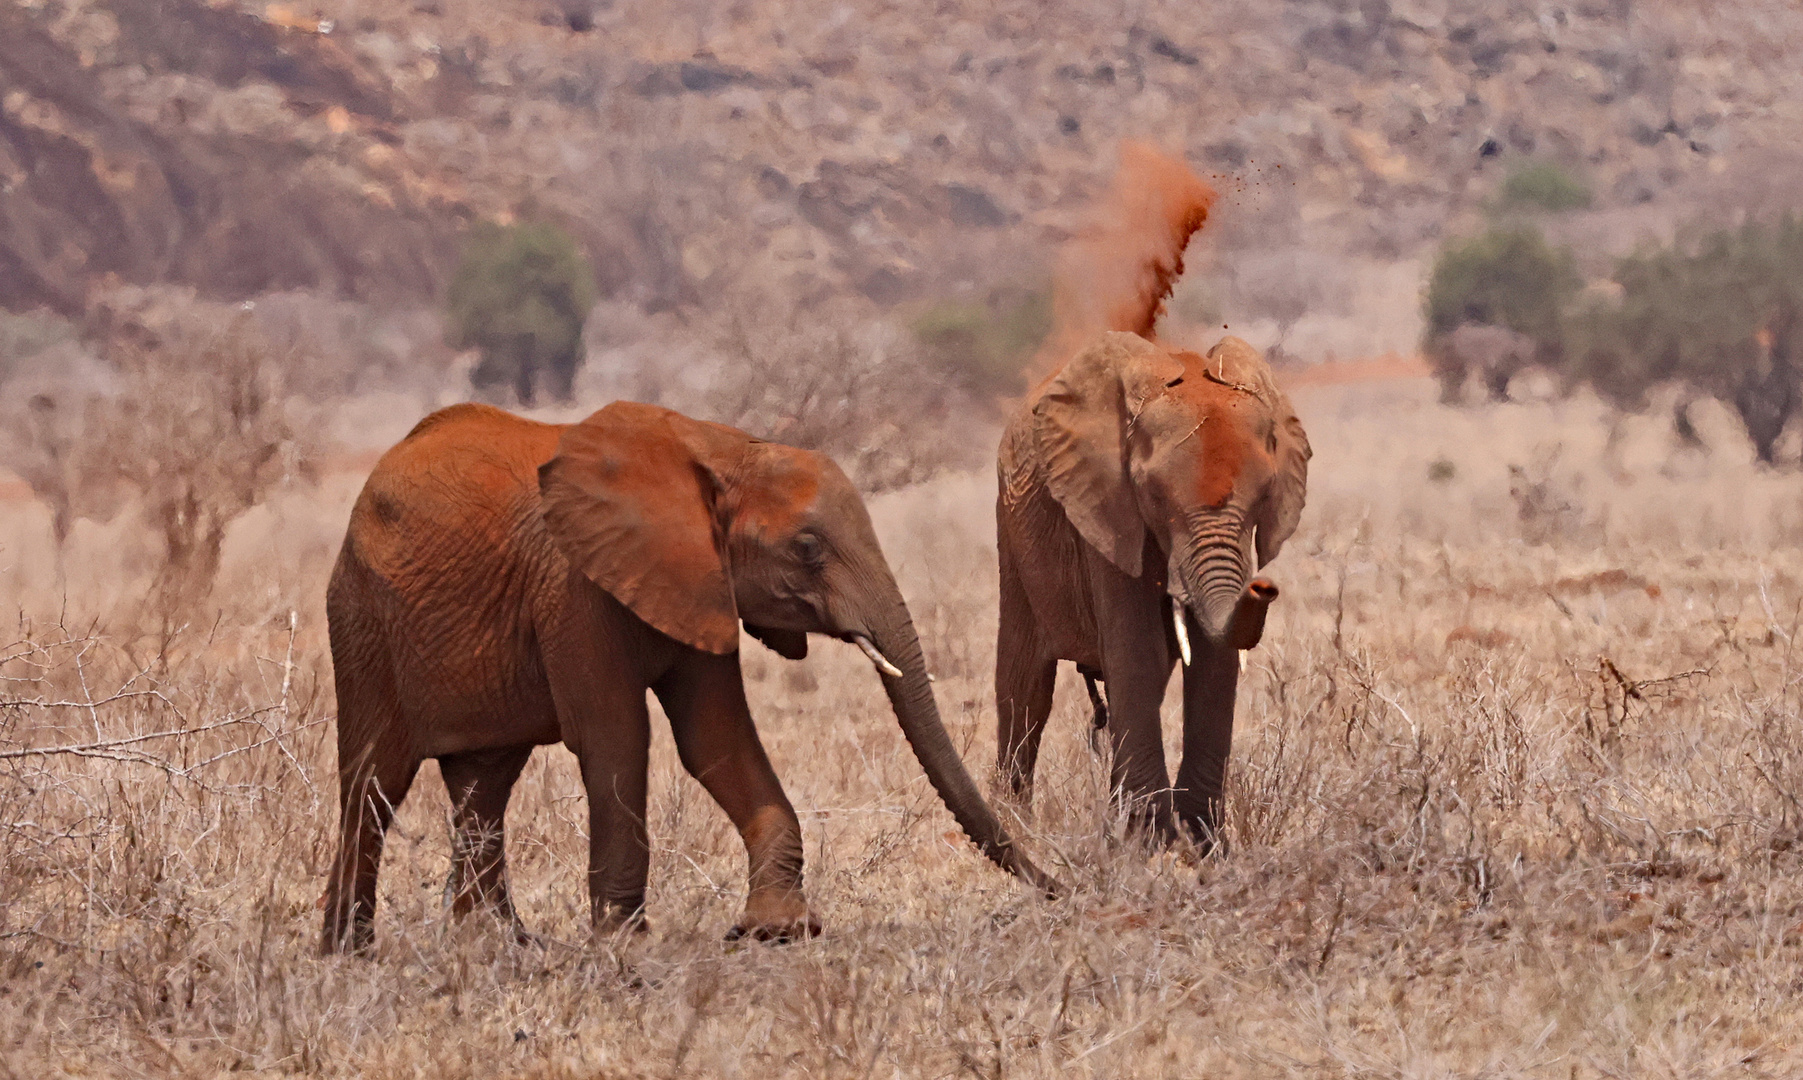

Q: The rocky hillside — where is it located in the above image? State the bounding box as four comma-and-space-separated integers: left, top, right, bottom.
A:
3, 0, 1801, 340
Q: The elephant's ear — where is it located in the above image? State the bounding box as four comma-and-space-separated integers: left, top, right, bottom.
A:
1033, 332, 1185, 577
1205, 338, 1313, 568
1257, 398, 1311, 568
538, 402, 750, 654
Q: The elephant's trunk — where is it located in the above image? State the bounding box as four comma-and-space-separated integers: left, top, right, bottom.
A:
864, 606, 1063, 898
1177, 517, 1257, 647
1175, 521, 1278, 651
1221, 578, 1277, 649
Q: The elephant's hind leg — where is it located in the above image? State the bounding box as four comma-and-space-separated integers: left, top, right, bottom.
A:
995, 548, 1056, 809
321, 587, 421, 955
322, 730, 419, 955
440, 746, 534, 941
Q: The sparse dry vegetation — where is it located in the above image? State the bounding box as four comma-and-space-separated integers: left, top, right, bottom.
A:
4, 375, 1802, 1077
0, 312, 316, 628
8, 0, 1803, 1070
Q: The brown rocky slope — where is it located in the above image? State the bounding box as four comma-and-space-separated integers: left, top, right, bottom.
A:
2, 0, 1800, 345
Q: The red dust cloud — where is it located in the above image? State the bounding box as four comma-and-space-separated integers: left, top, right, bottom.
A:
1034, 141, 1217, 376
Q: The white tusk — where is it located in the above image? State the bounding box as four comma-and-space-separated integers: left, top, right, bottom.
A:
1239, 651, 1248, 673
1171, 597, 1193, 667
852, 636, 904, 678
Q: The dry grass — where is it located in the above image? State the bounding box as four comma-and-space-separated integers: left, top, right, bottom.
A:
4, 376, 1803, 1077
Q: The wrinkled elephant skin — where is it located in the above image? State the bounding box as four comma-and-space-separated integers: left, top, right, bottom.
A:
995, 333, 1311, 848
322, 401, 1055, 954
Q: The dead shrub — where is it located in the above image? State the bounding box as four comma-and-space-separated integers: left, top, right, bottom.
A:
696, 292, 986, 492
1, 311, 315, 626
106, 317, 316, 623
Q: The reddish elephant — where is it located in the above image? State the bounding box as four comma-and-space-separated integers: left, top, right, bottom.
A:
994, 334, 1311, 848
323, 401, 1056, 953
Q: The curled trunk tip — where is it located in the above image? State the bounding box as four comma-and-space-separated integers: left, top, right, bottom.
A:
1192, 577, 1280, 650
868, 617, 1065, 898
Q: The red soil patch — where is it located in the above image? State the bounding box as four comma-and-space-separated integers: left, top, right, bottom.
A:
1277, 352, 1433, 389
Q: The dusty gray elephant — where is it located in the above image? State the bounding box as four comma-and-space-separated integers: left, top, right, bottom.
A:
1432, 322, 1538, 403
322, 401, 1057, 954
994, 333, 1310, 848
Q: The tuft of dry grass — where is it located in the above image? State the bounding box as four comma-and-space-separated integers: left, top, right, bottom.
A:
3, 377, 1803, 1077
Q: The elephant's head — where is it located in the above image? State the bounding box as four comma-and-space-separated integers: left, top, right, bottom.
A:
1035, 332, 1311, 654
537, 401, 1059, 895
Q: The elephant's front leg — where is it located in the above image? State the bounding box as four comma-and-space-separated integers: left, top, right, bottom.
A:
1091, 562, 1179, 843
572, 698, 653, 933
994, 541, 1056, 810
1174, 634, 1240, 854
656, 652, 819, 942
540, 590, 657, 933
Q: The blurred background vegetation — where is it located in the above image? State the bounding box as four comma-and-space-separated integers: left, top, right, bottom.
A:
1495, 161, 1594, 215
446, 222, 598, 407
1426, 208, 1803, 464
909, 287, 1052, 397
4, 0, 1803, 617
1423, 226, 1580, 399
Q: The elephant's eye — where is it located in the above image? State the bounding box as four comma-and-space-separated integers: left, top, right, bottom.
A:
793, 533, 826, 568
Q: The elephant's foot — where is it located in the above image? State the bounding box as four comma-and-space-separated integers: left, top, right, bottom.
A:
1184, 831, 1228, 862
594, 899, 652, 938
1115, 801, 1178, 851
444, 887, 541, 947
726, 891, 820, 944
1175, 810, 1228, 861
505, 920, 545, 949
319, 896, 376, 957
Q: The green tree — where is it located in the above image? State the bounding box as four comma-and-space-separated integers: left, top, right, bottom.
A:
910, 287, 1051, 397
447, 222, 597, 406
1497, 161, 1592, 214
1422, 225, 1581, 400
1565, 217, 1803, 462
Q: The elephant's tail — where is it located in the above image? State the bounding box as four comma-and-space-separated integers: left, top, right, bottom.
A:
1034, 141, 1216, 376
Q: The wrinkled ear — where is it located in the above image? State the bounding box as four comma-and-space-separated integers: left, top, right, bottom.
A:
744, 623, 808, 660
538, 402, 750, 654
1033, 332, 1185, 577
1257, 399, 1311, 567
1204, 338, 1313, 568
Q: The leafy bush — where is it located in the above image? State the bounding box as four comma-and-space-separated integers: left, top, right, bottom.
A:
910, 287, 1051, 397
446, 222, 597, 406
1564, 217, 1803, 462
1497, 162, 1593, 213
1422, 226, 1581, 400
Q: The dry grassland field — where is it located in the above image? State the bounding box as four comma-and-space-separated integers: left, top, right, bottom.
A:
4, 373, 1803, 1078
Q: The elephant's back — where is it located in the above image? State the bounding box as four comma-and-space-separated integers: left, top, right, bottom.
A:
328, 405, 569, 746
338, 404, 566, 601
362, 402, 558, 525
387, 402, 563, 485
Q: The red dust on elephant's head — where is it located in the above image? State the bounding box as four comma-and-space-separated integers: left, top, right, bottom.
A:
1158, 353, 1275, 512
729, 445, 824, 547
